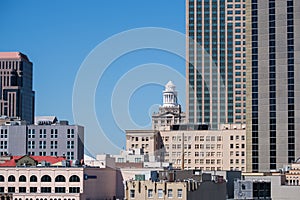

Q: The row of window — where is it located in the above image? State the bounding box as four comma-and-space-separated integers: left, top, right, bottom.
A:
166, 151, 223, 157
166, 144, 222, 150
28, 129, 75, 139
164, 135, 223, 142
0, 61, 22, 69
230, 143, 245, 149
130, 188, 182, 199
28, 141, 74, 149
0, 187, 80, 193
170, 159, 223, 165
0, 175, 80, 182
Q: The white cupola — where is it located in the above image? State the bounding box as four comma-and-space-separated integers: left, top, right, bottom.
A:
163, 81, 178, 107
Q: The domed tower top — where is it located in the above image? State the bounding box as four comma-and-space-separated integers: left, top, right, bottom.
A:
165, 81, 176, 92
163, 81, 178, 107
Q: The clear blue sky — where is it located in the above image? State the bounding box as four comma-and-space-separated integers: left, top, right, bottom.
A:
0, 1, 186, 155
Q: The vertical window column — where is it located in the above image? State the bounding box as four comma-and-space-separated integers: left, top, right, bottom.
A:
269, 0, 277, 170
251, 0, 259, 172
287, 0, 295, 164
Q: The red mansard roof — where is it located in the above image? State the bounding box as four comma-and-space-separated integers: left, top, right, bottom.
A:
0, 155, 66, 167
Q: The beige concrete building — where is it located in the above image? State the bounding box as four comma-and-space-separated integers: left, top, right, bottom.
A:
125, 178, 226, 200
125, 130, 163, 161
126, 124, 246, 172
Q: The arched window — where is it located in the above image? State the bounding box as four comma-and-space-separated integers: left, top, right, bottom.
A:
69, 175, 80, 182
19, 175, 27, 182
0, 175, 4, 182
41, 175, 51, 182
55, 175, 66, 182
30, 175, 37, 182
8, 175, 15, 182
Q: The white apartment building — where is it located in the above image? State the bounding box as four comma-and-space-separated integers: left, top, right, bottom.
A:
0, 167, 119, 200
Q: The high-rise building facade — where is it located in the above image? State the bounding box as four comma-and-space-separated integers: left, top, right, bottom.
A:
186, 0, 246, 129
246, 0, 300, 172
0, 52, 35, 124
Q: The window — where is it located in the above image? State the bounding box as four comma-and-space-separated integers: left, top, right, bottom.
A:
19, 187, 26, 193
19, 175, 26, 182
41, 187, 51, 193
30, 187, 37, 193
67, 151, 74, 160
67, 141, 74, 149
69, 175, 80, 182
8, 187, 15, 193
55, 175, 66, 182
69, 187, 80, 193
148, 189, 153, 198
28, 141, 35, 149
0, 141, 7, 149
39, 129, 46, 138
51, 141, 58, 149
200, 136, 204, 141
158, 189, 163, 198
39, 141, 46, 149
8, 175, 15, 182
130, 190, 135, 199
177, 189, 183, 198
0, 175, 4, 182
28, 129, 35, 138
41, 175, 51, 182
168, 189, 173, 198
67, 129, 75, 138
51, 129, 58, 138
55, 187, 66, 193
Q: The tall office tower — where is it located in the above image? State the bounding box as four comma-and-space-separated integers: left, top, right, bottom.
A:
246, 0, 300, 172
0, 52, 35, 124
186, 0, 246, 129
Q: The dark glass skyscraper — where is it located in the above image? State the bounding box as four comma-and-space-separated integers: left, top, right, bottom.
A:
186, 0, 246, 129
246, 0, 300, 172
0, 52, 35, 124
